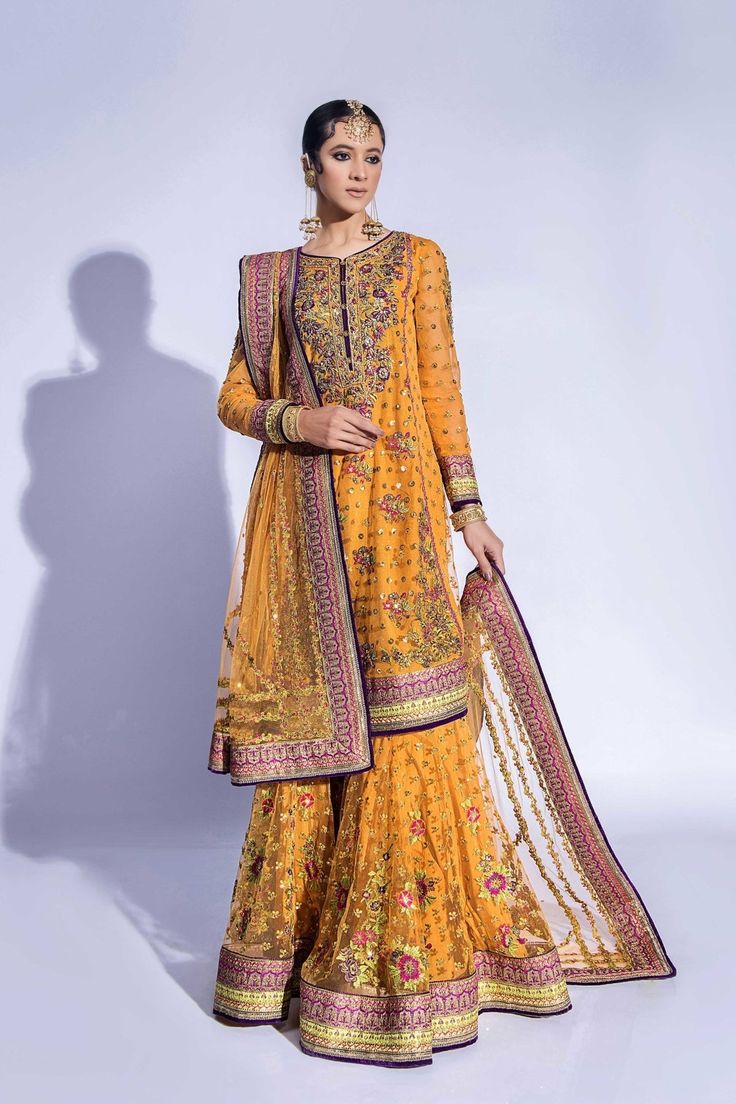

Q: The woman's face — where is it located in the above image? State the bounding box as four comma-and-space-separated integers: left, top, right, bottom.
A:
303, 119, 384, 214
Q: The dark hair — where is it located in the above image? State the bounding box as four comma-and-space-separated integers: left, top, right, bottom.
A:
301, 100, 385, 173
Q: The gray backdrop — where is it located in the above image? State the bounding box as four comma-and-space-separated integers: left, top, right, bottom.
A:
1, 2, 733, 1101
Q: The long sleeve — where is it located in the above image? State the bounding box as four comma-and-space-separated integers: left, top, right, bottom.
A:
413, 237, 483, 513
217, 325, 296, 445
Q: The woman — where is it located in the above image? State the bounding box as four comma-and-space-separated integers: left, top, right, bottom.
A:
207, 99, 675, 1068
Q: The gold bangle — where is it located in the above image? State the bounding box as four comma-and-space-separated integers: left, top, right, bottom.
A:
282, 403, 307, 443
450, 503, 487, 530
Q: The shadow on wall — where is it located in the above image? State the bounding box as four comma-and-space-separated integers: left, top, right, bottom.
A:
2, 249, 252, 855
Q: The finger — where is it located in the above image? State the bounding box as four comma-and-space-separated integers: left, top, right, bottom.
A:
488, 545, 505, 575
475, 553, 493, 581
332, 439, 373, 453
474, 544, 497, 579
341, 410, 384, 438
334, 431, 379, 450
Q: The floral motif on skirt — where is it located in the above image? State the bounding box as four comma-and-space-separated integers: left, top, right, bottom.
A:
212, 713, 571, 1067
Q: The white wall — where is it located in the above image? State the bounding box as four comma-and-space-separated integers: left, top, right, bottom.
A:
1, 1, 733, 855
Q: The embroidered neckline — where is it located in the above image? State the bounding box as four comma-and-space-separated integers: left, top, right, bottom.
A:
297, 230, 398, 261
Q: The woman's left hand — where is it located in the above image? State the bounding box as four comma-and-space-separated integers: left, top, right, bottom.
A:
462, 520, 505, 580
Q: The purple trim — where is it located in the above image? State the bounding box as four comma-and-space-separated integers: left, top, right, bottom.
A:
464, 565, 677, 981
451, 497, 483, 510
432, 1034, 478, 1054
235, 271, 261, 397
565, 973, 673, 988
338, 257, 353, 365
220, 759, 376, 787
213, 1010, 288, 1026
239, 253, 276, 398
300, 1039, 432, 1069
478, 1001, 573, 1019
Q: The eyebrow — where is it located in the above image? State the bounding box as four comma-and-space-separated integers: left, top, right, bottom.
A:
328, 143, 383, 153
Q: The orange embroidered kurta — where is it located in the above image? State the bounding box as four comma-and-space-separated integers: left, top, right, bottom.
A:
208, 231, 676, 1066
294, 231, 482, 732
212, 230, 483, 758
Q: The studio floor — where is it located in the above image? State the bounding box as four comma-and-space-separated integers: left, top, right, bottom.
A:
1, 812, 730, 1103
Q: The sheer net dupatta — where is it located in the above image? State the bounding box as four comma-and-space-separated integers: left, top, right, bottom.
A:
208, 250, 372, 785
460, 566, 676, 983
208, 447, 333, 783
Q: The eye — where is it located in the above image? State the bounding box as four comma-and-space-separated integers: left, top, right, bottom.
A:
332, 151, 382, 163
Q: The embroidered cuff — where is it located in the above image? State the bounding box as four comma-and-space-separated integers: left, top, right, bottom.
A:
438, 454, 482, 511
248, 398, 294, 444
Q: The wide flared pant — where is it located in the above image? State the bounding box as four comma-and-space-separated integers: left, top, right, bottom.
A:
212, 711, 572, 1067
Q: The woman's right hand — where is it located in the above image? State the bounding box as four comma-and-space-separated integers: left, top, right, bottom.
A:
297, 405, 384, 452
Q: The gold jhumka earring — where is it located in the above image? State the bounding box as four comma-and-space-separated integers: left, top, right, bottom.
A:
299, 160, 321, 241
299, 99, 387, 241
361, 194, 385, 241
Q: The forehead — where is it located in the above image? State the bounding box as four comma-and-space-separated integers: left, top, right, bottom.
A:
326, 118, 383, 150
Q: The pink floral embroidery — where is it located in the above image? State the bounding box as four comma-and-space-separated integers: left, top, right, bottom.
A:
397, 954, 420, 981
351, 929, 378, 947
414, 870, 437, 909
260, 797, 274, 815
304, 859, 320, 880
396, 889, 415, 910
383, 430, 415, 460
387, 943, 427, 990
377, 492, 410, 522
382, 592, 412, 625
466, 805, 481, 823
478, 856, 518, 902
409, 815, 426, 841
484, 871, 508, 895
298, 792, 315, 809
343, 453, 373, 484
497, 922, 527, 950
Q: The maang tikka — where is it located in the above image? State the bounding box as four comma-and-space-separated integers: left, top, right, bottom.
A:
299, 99, 387, 242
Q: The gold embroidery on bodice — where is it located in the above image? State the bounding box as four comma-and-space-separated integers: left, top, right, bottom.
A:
293, 230, 405, 416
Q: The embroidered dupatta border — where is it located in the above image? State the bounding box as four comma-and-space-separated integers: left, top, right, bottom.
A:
460, 566, 676, 982
239, 251, 276, 396
218, 250, 373, 784
281, 245, 376, 760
